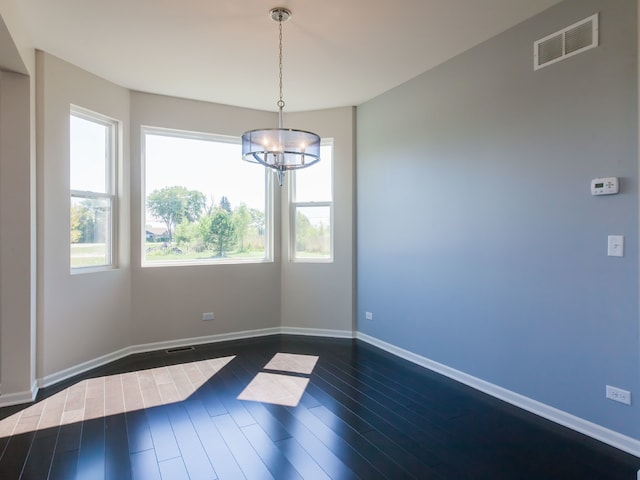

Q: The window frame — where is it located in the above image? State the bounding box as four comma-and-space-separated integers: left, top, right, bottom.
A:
289, 139, 334, 263
141, 126, 273, 267
70, 106, 118, 273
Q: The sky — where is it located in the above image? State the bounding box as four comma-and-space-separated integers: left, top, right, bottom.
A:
70, 115, 108, 192
71, 115, 333, 227
293, 144, 332, 202
144, 131, 266, 212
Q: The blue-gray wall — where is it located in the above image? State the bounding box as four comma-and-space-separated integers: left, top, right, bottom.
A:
357, 0, 639, 439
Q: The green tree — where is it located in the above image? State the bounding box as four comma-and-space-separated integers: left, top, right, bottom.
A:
70, 204, 86, 243
295, 210, 313, 252
200, 209, 237, 257
232, 204, 252, 251
250, 208, 265, 236
220, 195, 232, 213
174, 219, 201, 249
71, 199, 106, 243
147, 186, 206, 242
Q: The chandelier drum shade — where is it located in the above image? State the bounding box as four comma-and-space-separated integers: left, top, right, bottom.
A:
241, 129, 321, 183
241, 7, 321, 186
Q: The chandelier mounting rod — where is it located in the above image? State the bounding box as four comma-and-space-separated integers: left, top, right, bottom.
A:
271, 8, 290, 128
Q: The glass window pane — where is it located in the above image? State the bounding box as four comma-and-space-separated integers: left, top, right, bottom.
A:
295, 206, 331, 259
144, 131, 268, 265
70, 115, 108, 193
294, 145, 332, 202
70, 196, 111, 268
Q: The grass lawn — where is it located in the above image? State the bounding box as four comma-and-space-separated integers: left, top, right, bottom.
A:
144, 243, 266, 263
72, 242, 328, 266
71, 243, 108, 268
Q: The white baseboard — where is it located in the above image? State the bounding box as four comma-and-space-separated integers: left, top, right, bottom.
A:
36, 327, 282, 391
280, 327, 355, 339
356, 332, 640, 459
36, 347, 133, 390
0, 381, 38, 407
6, 326, 345, 406
127, 327, 282, 356
2, 327, 638, 460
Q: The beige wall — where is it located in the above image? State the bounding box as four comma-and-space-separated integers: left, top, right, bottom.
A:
281, 107, 356, 333
0, 4, 35, 402
0, 0, 33, 74
0, 25, 355, 400
36, 52, 131, 379
129, 93, 283, 345
129, 96, 356, 344
0, 69, 33, 397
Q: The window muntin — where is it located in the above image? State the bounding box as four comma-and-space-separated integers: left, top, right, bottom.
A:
290, 141, 333, 262
143, 128, 271, 266
70, 109, 117, 271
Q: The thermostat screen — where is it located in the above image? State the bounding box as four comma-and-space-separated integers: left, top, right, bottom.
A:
595, 182, 604, 188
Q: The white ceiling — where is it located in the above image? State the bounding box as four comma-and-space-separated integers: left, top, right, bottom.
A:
17, 0, 561, 112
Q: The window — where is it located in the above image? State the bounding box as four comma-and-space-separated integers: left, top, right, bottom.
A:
290, 141, 333, 261
143, 128, 271, 266
70, 107, 118, 271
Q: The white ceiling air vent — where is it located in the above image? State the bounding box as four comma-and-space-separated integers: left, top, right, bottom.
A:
534, 13, 598, 70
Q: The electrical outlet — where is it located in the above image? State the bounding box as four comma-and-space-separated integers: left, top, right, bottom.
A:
365, 311, 373, 320
202, 312, 214, 321
605, 385, 631, 405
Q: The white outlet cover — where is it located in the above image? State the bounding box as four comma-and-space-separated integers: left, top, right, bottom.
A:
606, 385, 631, 405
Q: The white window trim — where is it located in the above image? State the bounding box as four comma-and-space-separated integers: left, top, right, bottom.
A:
289, 139, 334, 263
70, 106, 118, 273
141, 126, 274, 267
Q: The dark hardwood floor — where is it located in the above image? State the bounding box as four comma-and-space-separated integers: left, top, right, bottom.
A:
0, 335, 638, 479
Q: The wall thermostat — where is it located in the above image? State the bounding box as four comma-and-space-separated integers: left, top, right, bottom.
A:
591, 177, 619, 196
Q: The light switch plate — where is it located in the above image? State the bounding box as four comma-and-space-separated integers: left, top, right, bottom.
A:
607, 235, 624, 257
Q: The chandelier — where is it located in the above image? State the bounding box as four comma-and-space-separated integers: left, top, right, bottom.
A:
241, 7, 321, 186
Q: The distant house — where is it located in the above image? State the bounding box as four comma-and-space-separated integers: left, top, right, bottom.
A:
145, 226, 169, 242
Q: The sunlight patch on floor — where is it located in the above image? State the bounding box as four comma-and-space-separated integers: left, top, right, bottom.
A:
237, 372, 310, 407
0, 355, 235, 439
237, 353, 318, 407
263, 352, 319, 375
